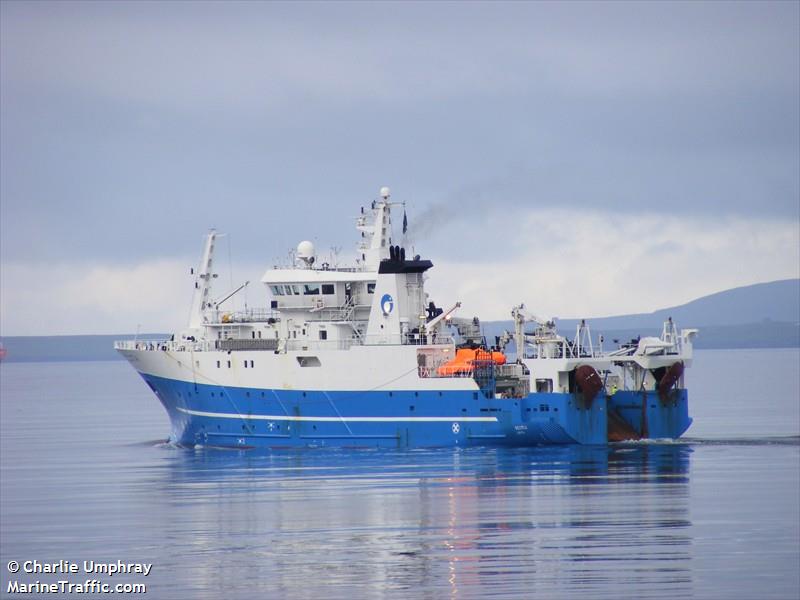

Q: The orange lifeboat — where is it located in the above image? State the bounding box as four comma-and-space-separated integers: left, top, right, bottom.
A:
437, 348, 506, 376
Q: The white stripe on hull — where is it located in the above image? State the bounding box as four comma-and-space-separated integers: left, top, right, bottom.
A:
176, 406, 498, 423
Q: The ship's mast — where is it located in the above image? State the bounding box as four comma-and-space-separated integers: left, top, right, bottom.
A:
357, 187, 394, 270
188, 230, 218, 329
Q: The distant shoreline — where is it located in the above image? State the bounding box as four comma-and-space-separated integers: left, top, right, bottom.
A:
1, 325, 797, 363
3, 279, 797, 361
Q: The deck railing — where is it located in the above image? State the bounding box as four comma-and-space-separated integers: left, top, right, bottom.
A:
114, 339, 215, 353
114, 333, 456, 354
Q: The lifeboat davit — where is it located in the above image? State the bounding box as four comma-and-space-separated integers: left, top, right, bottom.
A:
574, 365, 603, 405
437, 348, 506, 377
658, 361, 684, 402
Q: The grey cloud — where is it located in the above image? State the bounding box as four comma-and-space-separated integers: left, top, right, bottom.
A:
3, 2, 796, 110
1, 0, 797, 267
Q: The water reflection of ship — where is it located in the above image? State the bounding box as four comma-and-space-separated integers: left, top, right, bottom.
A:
416, 446, 693, 596
157, 444, 691, 489
149, 445, 692, 597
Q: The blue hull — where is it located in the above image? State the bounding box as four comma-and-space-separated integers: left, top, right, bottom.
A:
608, 388, 692, 440
141, 374, 692, 448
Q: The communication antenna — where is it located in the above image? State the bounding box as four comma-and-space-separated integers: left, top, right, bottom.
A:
330, 246, 341, 268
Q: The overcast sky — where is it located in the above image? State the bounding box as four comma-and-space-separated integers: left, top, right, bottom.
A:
1, 1, 798, 335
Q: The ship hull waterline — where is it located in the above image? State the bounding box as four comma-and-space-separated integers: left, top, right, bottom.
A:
140, 372, 692, 448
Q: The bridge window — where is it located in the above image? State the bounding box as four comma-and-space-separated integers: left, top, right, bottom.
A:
303, 284, 320, 295
270, 285, 284, 296
321, 284, 335, 295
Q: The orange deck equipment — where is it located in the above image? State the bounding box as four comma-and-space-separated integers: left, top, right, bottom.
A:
437, 348, 507, 377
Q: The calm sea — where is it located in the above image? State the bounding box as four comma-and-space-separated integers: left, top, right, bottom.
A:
1, 349, 798, 599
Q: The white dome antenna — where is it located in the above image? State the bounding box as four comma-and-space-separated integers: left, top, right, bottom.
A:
380, 186, 391, 200
296, 240, 316, 268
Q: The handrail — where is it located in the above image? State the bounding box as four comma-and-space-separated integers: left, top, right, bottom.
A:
114, 339, 216, 352
114, 333, 456, 354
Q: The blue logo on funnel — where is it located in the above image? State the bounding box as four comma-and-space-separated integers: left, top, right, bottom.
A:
380, 294, 394, 315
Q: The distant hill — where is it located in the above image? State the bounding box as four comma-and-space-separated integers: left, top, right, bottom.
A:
480, 321, 799, 351
483, 279, 800, 350
1, 279, 797, 362
557, 279, 800, 330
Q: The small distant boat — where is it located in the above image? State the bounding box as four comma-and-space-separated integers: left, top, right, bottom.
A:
116, 187, 698, 448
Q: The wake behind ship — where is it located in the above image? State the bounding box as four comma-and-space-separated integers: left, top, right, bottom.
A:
116, 188, 697, 448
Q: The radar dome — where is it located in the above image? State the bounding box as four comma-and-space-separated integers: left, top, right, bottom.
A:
297, 240, 315, 260
380, 186, 391, 199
